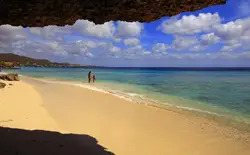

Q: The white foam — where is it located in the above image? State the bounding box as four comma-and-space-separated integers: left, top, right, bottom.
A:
26, 76, 135, 103
175, 105, 222, 116
127, 93, 139, 97
73, 83, 109, 94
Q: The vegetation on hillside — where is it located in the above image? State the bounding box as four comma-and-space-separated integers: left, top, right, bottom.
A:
0, 53, 89, 68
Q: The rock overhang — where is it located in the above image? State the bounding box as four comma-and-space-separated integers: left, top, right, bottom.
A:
0, 0, 226, 27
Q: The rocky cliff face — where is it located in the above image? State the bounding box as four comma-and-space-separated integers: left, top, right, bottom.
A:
0, 0, 226, 27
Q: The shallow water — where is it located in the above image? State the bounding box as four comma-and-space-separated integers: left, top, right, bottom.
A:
6, 67, 250, 125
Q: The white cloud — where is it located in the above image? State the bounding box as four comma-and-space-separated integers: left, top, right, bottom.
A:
28, 20, 145, 42
30, 20, 148, 41
200, 33, 220, 45
221, 43, 242, 52
159, 13, 221, 35
210, 17, 250, 52
213, 17, 250, 42
117, 21, 143, 37
191, 33, 220, 51
29, 28, 41, 35
112, 37, 122, 42
123, 38, 140, 46
29, 26, 67, 40
0, 22, 123, 60
241, 29, 250, 41
72, 20, 115, 38
9, 39, 68, 57
161, 52, 250, 61
0, 25, 24, 35
152, 43, 169, 53
70, 40, 114, 57
158, 14, 250, 53
143, 51, 151, 55
0, 25, 26, 42
1, 15, 250, 66
0, 25, 27, 51
86, 52, 94, 57
171, 36, 197, 51
122, 45, 149, 59
109, 46, 121, 53
191, 45, 204, 52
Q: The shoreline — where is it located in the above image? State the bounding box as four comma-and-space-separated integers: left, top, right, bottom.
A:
1, 74, 250, 154
21, 75, 250, 132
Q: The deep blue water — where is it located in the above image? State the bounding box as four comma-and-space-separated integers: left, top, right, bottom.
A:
5, 67, 250, 124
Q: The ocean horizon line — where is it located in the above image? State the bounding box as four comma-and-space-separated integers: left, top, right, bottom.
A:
11, 66, 250, 71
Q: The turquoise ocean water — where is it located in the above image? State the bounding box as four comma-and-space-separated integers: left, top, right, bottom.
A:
6, 67, 250, 128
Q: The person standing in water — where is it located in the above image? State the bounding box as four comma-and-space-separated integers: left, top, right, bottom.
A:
88, 71, 92, 83
93, 75, 96, 83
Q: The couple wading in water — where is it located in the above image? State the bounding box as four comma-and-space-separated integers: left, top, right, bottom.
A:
88, 71, 96, 83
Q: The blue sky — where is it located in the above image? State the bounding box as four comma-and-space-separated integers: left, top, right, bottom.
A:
0, 0, 250, 67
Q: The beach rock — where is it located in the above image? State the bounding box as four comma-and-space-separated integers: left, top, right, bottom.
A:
0, 82, 6, 89
0, 73, 19, 81
0, 0, 226, 27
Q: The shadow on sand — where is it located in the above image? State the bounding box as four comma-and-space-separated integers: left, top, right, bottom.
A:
0, 127, 114, 155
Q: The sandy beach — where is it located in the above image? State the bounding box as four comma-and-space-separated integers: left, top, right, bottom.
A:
1, 76, 250, 155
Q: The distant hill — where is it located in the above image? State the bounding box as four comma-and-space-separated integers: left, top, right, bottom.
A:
0, 53, 90, 68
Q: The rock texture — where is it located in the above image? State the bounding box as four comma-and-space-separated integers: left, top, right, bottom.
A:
0, 0, 226, 27
0, 73, 19, 81
0, 82, 6, 89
